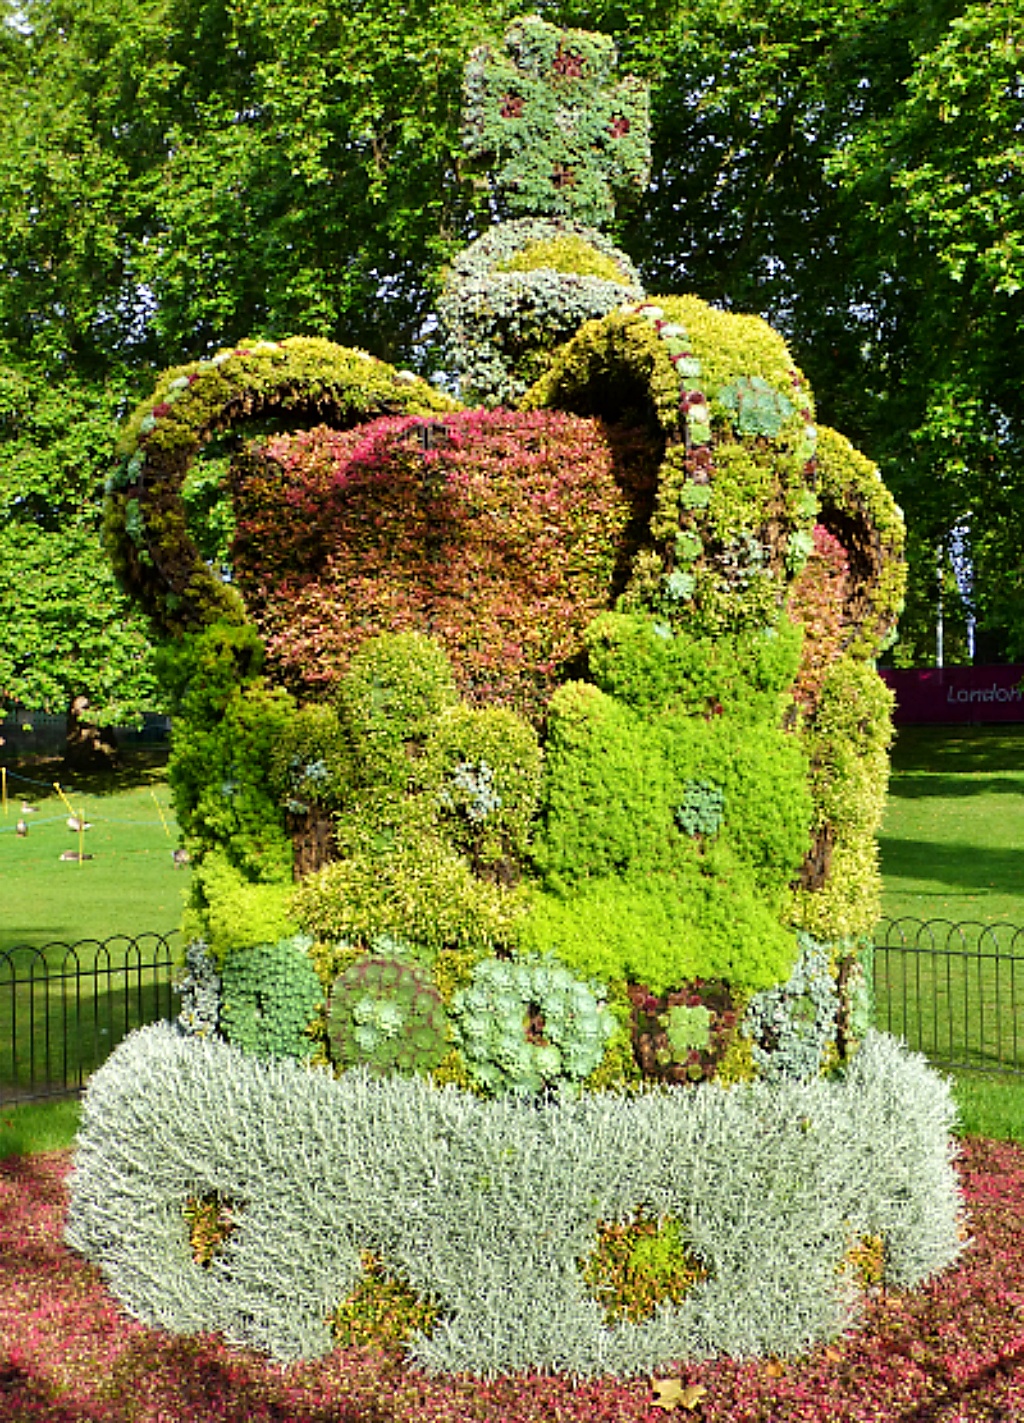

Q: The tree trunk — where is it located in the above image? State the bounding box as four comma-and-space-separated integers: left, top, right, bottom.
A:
64, 694, 119, 773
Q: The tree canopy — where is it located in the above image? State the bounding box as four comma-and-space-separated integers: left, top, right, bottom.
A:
0, 0, 1020, 668
0, 362, 158, 726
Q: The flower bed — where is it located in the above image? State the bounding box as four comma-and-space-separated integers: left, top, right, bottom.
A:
4, 1136, 1024, 1421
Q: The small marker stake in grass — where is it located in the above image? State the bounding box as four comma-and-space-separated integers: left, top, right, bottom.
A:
54, 781, 87, 865
149, 787, 172, 839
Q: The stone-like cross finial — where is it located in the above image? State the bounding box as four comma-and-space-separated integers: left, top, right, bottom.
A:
462, 15, 651, 229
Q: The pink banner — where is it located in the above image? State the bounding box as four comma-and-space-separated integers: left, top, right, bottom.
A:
879, 665, 1024, 724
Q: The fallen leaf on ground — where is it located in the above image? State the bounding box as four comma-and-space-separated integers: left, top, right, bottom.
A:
651, 1378, 708, 1411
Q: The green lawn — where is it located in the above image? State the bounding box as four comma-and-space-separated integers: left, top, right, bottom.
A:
0, 753, 185, 1102
875, 723, 1024, 1075
880, 723, 1024, 926
0, 753, 187, 955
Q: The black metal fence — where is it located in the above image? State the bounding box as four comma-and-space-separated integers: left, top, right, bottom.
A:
873, 917, 1024, 1075
3, 919, 1024, 1105
0, 933, 178, 1105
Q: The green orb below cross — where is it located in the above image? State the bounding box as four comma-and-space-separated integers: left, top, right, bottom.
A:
462, 15, 651, 229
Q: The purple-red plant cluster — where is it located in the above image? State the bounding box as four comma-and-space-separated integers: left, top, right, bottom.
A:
230, 409, 657, 720
4, 1139, 1024, 1422
786, 523, 851, 716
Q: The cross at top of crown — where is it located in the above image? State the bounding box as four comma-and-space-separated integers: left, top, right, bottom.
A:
462, 15, 651, 229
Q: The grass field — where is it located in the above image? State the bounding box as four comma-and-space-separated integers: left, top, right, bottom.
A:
0, 752, 187, 954
0, 752, 185, 1101
880, 723, 1024, 926
874, 723, 1024, 1077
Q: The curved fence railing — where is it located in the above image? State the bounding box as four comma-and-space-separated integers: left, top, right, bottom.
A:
872, 917, 1024, 1075
0, 933, 178, 1105
3, 919, 1023, 1105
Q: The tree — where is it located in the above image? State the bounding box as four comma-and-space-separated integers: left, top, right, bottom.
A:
0, 362, 159, 763
827, 0, 1023, 658
0, 0, 511, 375
1, 0, 1021, 664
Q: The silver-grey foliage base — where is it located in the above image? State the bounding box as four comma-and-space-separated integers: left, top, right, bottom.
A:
65, 1024, 964, 1377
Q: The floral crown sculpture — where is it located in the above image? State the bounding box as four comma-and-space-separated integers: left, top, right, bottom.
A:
73, 15, 965, 1381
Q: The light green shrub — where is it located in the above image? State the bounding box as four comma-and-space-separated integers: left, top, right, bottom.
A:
794, 655, 895, 941
293, 838, 526, 961
267, 701, 352, 812
185, 851, 298, 960
67, 1024, 963, 1373
336, 631, 460, 786
427, 703, 543, 874
521, 869, 800, 996
583, 613, 803, 723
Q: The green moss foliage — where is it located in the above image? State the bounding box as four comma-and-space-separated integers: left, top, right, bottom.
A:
67, 1024, 963, 1372
219, 935, 323, 1060
328, 1253, 443, 1349
584, 611, 803, 721
523, 617, 810, 995
498, 233, 632, 282
168, 680, 294, 884
427, 703, 543, 876
521, 871, 799, 998
105, 337, 458, 634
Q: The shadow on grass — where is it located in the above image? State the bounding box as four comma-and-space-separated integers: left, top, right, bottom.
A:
888, 773, 1024, 800
2, 746, 171, 800
890, 724, 1024, 776
878, 838, 1024, 897
0, 970, 174, 1105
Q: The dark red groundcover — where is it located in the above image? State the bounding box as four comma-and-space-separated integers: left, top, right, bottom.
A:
3, 1140, 1024, 1422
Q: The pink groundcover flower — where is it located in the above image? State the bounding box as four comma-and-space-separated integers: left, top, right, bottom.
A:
3, 1138, 1024, 1423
